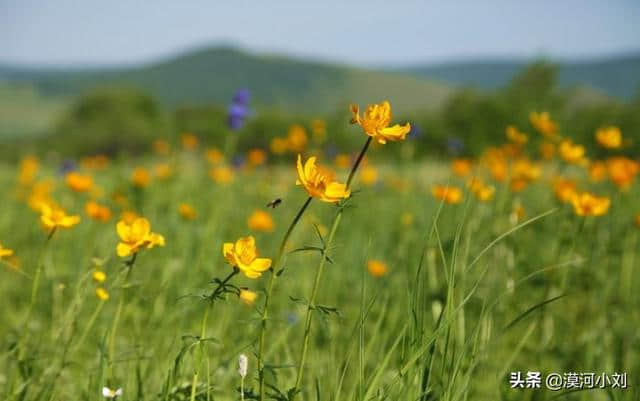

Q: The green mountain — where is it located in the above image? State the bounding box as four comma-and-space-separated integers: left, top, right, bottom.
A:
396, 53, 640, 99
0, 47, 452, 113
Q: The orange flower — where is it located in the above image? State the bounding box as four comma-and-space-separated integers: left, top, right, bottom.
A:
432, 185, 463, 204
552, 178, 578, 203
451, 158, 473, 177
529, 111, 557, 138
360, 166, 379, 186
65, 172, 93, 193
635, 213, 640, 229
210, 166, 234, 184
132, 167, 151, 188
0, 242, 14, 259
153, 139, 171, 155
247, 148, 267, 167
506, 125, 528, 145
588, 161, 607, 182
181, 133, 199, 150
595, 126, 622, 149
296, 155, 350, 203
571, 192, 610, 217
247, 210, 275, 232
539, 141, 555, 160
287, 125, 308, 153
85, 201, 112, 222
154, 163, 173, 180
269, 137, 288, 155
206, 148, 224, 164
350, 101, 411, 144
607, 157, 638, 190
367, 260, 388, 277
334, 154, 351, 169
81, 155, 110, 170
178, 203, 197, 220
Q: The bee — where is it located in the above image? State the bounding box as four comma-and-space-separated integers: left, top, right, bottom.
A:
266, 198, 282, 209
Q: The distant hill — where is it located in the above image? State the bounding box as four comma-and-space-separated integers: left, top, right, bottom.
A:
396, 53, 640, 99
0, 47, 452, 114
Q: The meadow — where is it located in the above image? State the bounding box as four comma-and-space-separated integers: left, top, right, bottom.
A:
1, 101, 639, 401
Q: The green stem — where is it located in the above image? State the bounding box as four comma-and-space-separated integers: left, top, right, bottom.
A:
18, 228, 56, 360
108, 254, 137, 382
75, 300, 105, 350
191, 269, 238, 401
292, 136, 372, 397
258, 196, 313, 401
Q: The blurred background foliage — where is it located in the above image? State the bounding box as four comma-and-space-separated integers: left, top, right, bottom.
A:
1, 57, 639, 162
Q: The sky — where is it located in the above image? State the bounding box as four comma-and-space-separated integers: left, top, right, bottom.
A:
2, 0, 640, 67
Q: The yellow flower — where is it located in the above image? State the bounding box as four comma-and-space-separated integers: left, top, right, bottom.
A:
287, 124, 308, 153
239, 289, 259, 305
0, 242, 14, 259
367, 260, 388, 277
296, 155, 350, 203
571, 192, 610, 217
93, 270, 107, 283
506, 125, 528, 145
552, 178, 578, 203
529, 111, 557, 138
334, 154, 351, 169
432, 185, 463, 204
210, 166, 234, 184
181, 132, 199, 150
85, 201, 112, 222
154, 163, 173, 180
96, 287, 110, 301
360, 166, 379, 186
539, 141, 555, 160
18, 156, 39, 186
65, 172, 93, 193
247, 210, 275, 232
468, 178, 494, 201
311, 119, 327, 143
269, 137, 288, 155
401, 212, 414, 227
451, 158, 473, 177
178, 203, 197, 220
153, 139, 171, 155
206, 148, 224, 164
247, 148, 267, 167
40, 204, 81, 231
116, 217, 165, 258
81, 154, 110, 170
596, 126, 622, 149
223, 236, 272, 279
350, 101, 411, 144
559, 140, 586, 164
132, 167, 151, 188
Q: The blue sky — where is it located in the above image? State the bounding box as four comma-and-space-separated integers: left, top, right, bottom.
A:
2, 0, 639, 67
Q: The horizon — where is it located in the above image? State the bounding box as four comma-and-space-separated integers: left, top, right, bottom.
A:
2, 0, 640, 68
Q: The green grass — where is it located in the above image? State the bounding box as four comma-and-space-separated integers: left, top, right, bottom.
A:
0, 148, 638, 401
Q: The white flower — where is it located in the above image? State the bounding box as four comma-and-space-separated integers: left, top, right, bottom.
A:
102, 387, 123, 399
238, 354, 248, 378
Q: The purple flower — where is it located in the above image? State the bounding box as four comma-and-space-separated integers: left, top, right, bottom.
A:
58, 159, 77, 176
408, 123, 422, 140
447, 137, 465, 156
227, 89, 250, 131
